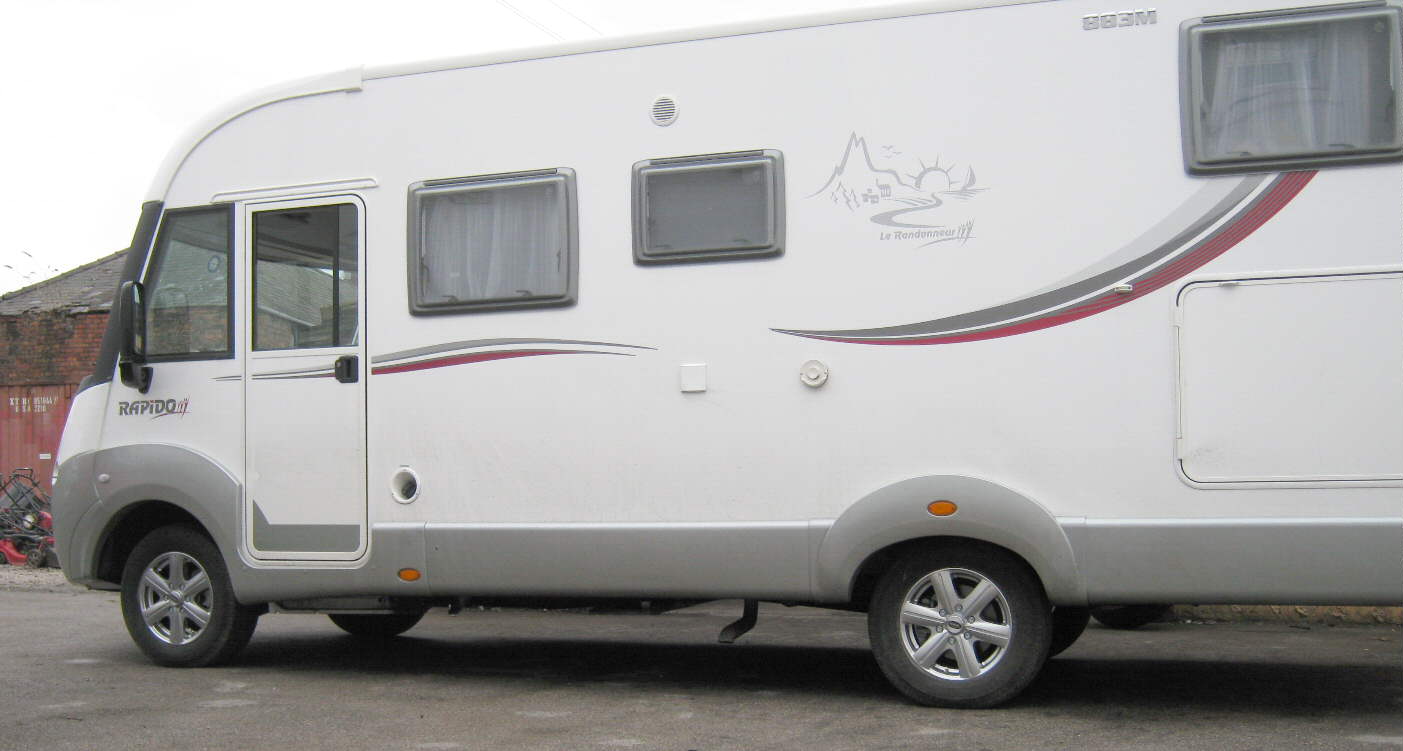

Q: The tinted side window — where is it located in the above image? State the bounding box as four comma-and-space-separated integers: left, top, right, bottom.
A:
144, 206, 232, 358
633, 151, 784, 265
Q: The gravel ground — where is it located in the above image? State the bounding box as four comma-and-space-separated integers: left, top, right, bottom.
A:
0, 564, 83, 593
8, 587, 1401, 751
6, 563, 1401, 750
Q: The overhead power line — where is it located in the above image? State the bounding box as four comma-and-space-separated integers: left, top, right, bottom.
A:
497, 0, 565, 41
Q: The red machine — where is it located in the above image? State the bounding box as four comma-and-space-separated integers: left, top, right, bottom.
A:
0, 468, 56, 567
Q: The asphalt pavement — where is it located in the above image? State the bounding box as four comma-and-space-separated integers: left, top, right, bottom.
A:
6, 582, 1401, 751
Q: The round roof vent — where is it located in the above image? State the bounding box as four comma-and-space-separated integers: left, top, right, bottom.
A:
651, 96, 678, 127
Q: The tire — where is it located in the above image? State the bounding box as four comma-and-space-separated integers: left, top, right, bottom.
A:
1091, 604, 1172, 630
120, 524, 260, 667
868, 543, 1052, 708
1048, 606, 1091, 657
328, 611, 425, 639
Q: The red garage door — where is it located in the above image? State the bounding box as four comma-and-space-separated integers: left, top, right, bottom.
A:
1, 385, 76, 494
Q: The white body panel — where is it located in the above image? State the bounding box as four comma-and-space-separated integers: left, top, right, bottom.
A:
65, 0, 1402, 606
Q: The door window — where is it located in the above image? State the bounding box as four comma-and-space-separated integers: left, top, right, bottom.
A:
251, 204, 358, 350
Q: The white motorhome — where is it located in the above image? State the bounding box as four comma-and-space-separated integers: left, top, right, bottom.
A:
53, 0, 1402, 707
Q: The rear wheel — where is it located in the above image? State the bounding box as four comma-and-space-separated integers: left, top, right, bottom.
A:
120, 525, 260, 667
868, 543, 1052, 708
1048, 606, 1091, 657
1091, 604, 1172, 630
329, 611, 425, 639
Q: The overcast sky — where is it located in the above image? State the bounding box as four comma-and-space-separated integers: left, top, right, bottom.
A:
0, 0, 890, 295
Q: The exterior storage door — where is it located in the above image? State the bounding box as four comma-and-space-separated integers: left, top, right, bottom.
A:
1177, 271, 1403, 483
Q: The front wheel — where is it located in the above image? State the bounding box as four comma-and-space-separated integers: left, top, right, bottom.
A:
868, 543, 1052, 708
120, 525, 260, 667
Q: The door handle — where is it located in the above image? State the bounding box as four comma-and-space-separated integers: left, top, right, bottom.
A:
334, 355, 359, 384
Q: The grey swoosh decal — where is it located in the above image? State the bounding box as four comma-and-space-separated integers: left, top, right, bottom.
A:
371, 348, 633, 375
773, 170, 1315, 346
373, 338, 655, 364
777, 175, 1265, 339
1019, 175, 1266, 299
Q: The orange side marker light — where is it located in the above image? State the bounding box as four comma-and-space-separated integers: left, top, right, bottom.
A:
927, 501, 958, 517
398, 568, 422, 582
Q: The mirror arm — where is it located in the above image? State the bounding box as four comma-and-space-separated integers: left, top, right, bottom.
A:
118, 361, 152, 394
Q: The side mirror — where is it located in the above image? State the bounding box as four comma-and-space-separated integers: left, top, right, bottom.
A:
117, 281, 152, 393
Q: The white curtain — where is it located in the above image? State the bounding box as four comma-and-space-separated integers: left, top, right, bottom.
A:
420, 180, 564, 304
1202, 18, 1387, 161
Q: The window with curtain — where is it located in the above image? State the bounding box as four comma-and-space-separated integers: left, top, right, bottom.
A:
410, 170, 575, 313
1185, 6, 1403, 174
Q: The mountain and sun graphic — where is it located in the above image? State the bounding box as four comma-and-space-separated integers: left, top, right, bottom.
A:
810, 133, 987, 229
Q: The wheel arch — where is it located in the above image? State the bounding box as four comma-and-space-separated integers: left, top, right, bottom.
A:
94, 500, 211, 586
814, 475, 1086, 608
82, 444, 243, 590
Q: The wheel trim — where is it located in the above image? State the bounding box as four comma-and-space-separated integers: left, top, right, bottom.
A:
137, 551, 213, 646
898, 567, 1013, 681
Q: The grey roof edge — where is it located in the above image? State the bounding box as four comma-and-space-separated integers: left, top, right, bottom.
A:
0, 250, 129, 316
144, 0, 1047, 203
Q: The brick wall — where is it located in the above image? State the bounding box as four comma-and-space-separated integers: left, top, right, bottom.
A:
0, 311, 110, 387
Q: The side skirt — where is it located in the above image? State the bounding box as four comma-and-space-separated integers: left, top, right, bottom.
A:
1065, 517, 1403, 605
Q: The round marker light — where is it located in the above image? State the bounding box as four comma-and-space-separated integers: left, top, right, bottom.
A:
397, 568, 422, 582
927, 501, 958, 517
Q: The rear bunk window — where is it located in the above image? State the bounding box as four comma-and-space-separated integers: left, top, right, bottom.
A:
408, 169, 576, 314
632, 151, 784, 264
1182, 4, 1403, 175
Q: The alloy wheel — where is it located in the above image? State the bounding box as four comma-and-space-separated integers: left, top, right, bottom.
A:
897, 566, 1013, 680
136, 551, 213, 646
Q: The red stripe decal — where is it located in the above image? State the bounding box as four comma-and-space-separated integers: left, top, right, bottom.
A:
806, 171, 1315, 346
371, 349, 583, 375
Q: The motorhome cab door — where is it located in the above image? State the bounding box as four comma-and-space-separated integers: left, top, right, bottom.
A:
242, 196, 368, 561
